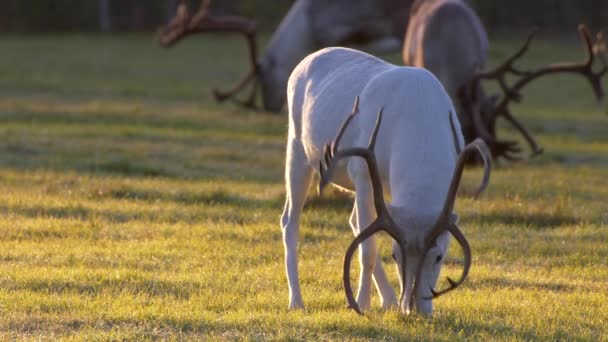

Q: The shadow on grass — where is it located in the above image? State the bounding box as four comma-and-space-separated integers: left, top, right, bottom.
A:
155, 315, 404, 340
306, 192, 353, 212
0, 200, 272, 228
1, 277, 200, 300
472, 277, 576, 293
94, 159, 172, 177
436, 313, 575, 341
105, 187, 279, 208
99, 310, 579, 340
472, 210, 579, 229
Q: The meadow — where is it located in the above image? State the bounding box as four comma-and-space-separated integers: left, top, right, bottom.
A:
0, 32, 606, 340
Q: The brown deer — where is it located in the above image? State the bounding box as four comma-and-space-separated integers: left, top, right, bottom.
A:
158, 0, 414, 111
403, 0, 607, 160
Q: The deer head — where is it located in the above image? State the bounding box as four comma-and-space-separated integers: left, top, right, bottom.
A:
319, 98, 491, 314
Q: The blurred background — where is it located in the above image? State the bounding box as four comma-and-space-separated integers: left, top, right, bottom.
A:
0, 0, 606, 33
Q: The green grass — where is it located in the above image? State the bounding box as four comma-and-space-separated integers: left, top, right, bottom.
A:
0, 33, 607, 340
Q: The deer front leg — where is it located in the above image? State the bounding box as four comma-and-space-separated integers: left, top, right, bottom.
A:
349, 204, 397, 310
280, 140, 313, 309
349, 165, 381, 312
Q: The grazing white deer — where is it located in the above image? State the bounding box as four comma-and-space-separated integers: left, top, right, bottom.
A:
281, 47, 491, 315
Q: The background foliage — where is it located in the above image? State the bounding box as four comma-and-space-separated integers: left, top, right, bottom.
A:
0, 0, 606, 33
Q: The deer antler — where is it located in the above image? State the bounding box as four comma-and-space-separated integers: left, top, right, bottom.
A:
319, 97, 409, 315
411, 138, 491, 308
593, 29, 608, 77
469, 25, 607, 159
320, 98, 491, 313
157, 0, 211, 47
157, 0, 261, 108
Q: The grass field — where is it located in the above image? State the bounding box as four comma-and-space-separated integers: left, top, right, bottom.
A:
0, 33, 607, 340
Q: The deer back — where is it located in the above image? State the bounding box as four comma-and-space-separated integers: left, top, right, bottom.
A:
403, 0, 488, 94
288, 47, 461, 212
263, 0, 415, 111
308, 0, 413, 45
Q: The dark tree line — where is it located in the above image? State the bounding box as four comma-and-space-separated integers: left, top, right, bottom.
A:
0, 0, 605, 33
470, 0, 607, 33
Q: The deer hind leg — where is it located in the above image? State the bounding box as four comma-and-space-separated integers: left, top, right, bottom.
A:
280, 139, 313, 310
349, 204, 397, 310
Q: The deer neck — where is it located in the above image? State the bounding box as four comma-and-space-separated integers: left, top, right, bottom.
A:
259, 0, 316, 111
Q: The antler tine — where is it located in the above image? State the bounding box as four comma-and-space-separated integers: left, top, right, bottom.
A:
502, 108, 544, 157
318, 96, 360, 195
475, 27, 539, 81
473, 28, 539, 102
594, 30, 608, 67
157, 0, 196, 47
428, 223, 471, 298
331, 96, 360, 157
367, 106, 383, 148
433, 138, 491, 235
411, 138, 491, 306
577, 24, 608, 100
343, 220, 398, 315
188, 0, 211, 29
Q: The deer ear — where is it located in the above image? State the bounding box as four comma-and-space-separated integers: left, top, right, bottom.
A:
450, 213, 459, 224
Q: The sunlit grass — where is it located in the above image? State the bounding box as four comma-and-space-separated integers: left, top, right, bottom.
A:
0, 33, 606, 340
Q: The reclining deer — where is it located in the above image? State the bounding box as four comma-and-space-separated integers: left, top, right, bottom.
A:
158, 0, 413, 111
404, 0, 607, 159
281, 46, 491, 314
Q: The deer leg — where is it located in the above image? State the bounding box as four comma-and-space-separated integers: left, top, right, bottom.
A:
502, 108, 544, 157
352, 190, 376, 312
280, 140, 314, 310
349, 204, 397, 310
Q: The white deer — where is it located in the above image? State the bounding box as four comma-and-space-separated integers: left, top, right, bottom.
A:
280, 46, 491, 315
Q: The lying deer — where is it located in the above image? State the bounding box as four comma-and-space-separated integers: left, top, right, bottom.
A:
158, 0, 413, 111
281, 46, 491, 315
404, 0, 607, 159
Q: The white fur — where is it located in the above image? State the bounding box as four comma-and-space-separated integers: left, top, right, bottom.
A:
280, 47, 464, 314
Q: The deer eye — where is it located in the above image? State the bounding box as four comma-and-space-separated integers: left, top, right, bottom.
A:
435, 254, 443, 263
